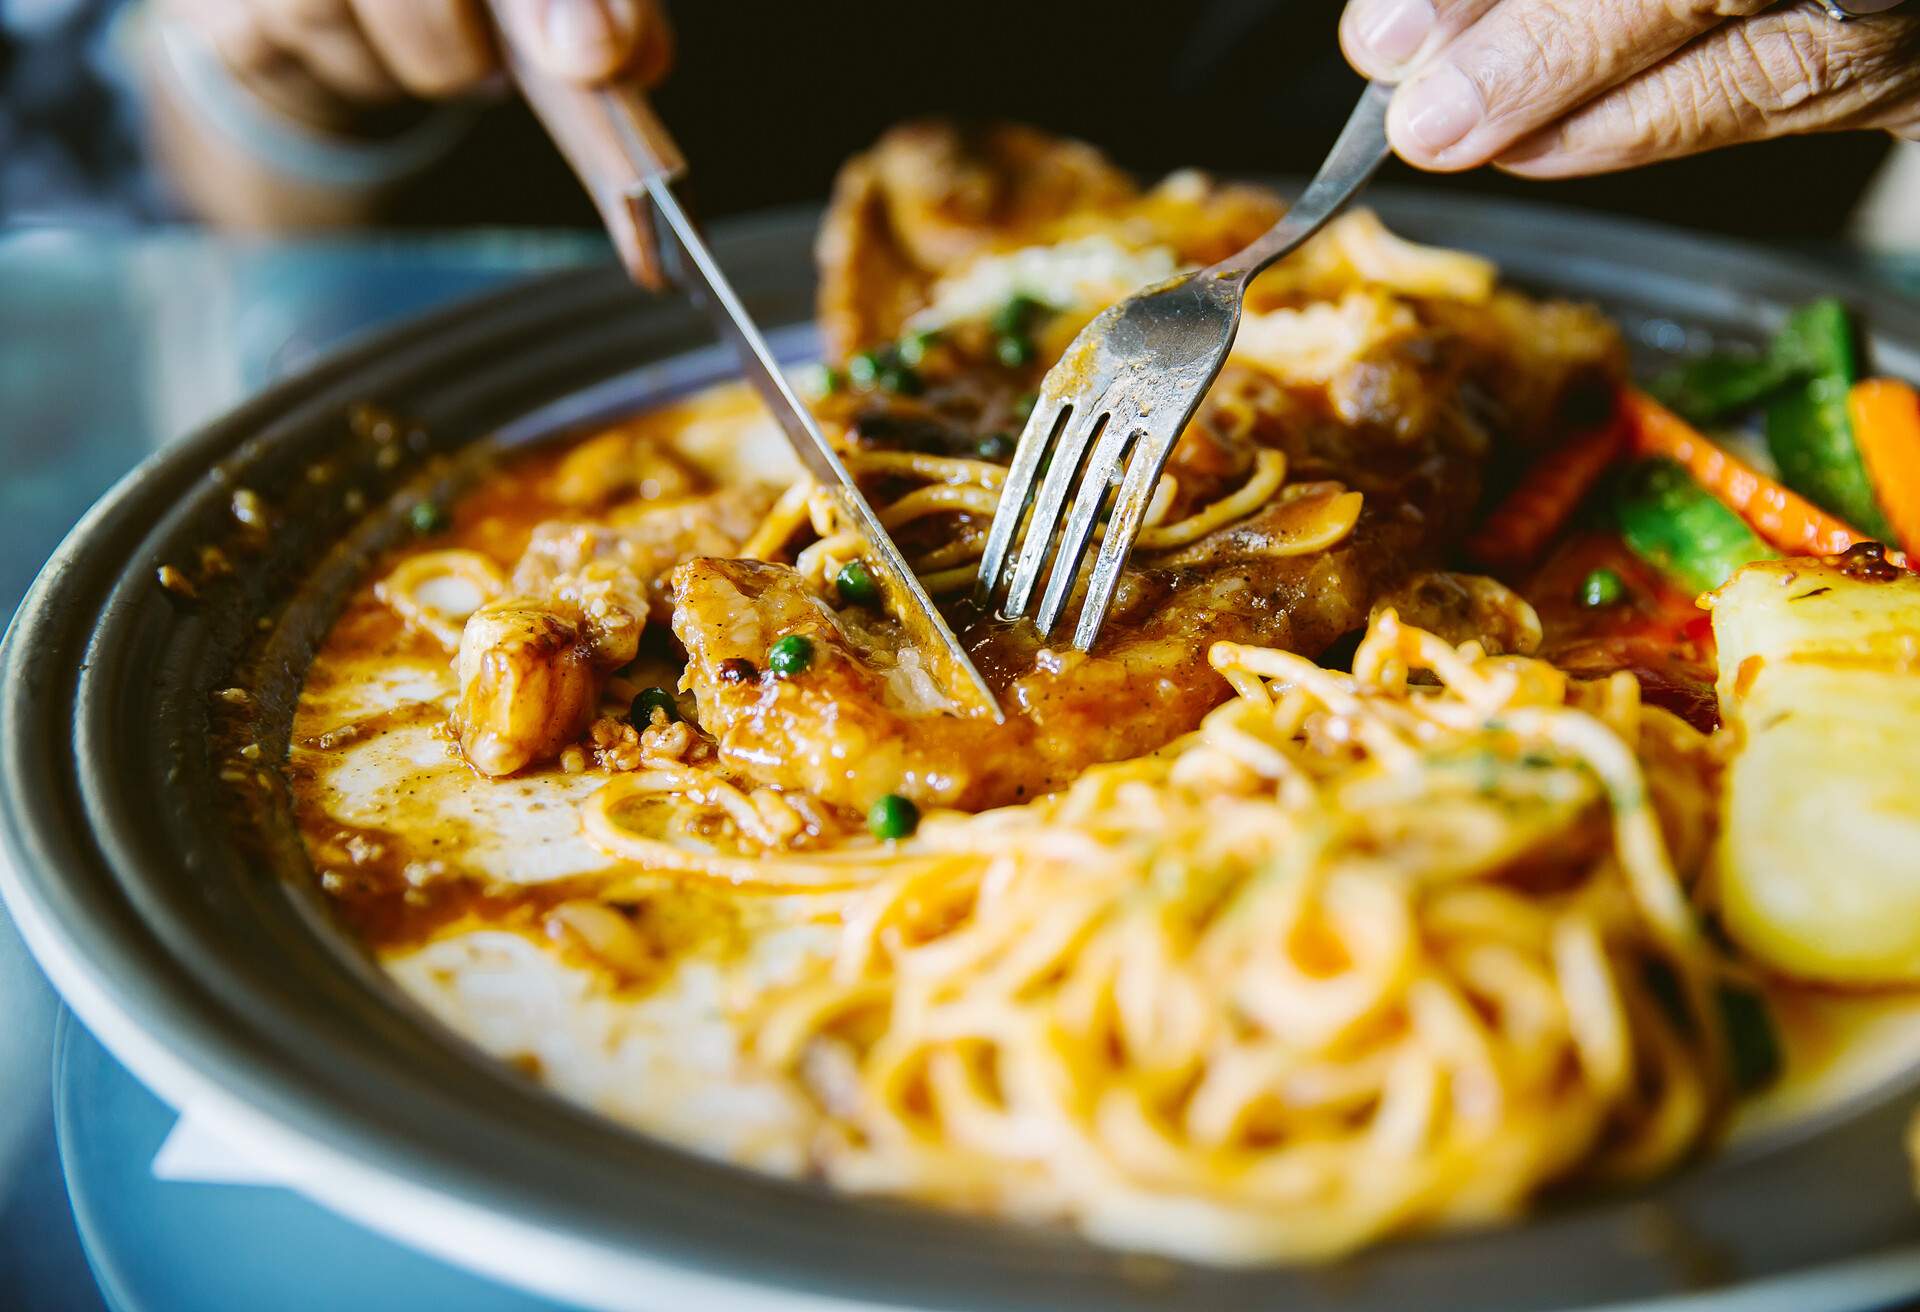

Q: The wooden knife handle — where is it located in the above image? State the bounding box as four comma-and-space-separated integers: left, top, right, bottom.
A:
485, 0, 687, 289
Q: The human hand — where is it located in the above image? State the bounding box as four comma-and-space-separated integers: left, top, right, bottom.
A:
1340, 0, 1920, 177
158, 0, 673, 134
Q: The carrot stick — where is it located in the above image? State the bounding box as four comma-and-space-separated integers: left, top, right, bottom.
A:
1623, 389, 1866, 556
1467, 415, 1627, 568
1847, 379, 1920, 556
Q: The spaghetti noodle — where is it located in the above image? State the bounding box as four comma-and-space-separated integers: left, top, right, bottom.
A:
581, 609, 1730, 1263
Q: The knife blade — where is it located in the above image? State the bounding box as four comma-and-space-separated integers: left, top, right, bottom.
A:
636, 176, 1002, 721
482, 6, 1002, 721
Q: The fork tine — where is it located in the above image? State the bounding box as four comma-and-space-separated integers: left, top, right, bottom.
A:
1032, 420, 1137, 637
1002, 402, 1112, 618
1070, 427, 1172, 651
976, 399, 1072, 602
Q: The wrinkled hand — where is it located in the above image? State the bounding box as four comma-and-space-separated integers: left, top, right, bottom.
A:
1340, 0, 1920, 177
159, 0, 672, 133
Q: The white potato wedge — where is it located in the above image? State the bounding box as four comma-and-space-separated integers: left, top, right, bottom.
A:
1708, 552, 1920, 985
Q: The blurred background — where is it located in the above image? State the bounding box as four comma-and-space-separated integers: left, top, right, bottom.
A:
2, 0, 1914, 239
0, 0, 1915, 1307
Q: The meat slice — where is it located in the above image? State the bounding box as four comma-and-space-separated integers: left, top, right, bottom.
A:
451, 488, 775, 777
815, 122, 1279, 360
669, 441, 1462, 813
671, 558, 994, 807
453, 554, 645, 777
453, 598, 615, 777
513, 485, 778, 625
659, 126, 1624, 812
816, 122, 1135, 359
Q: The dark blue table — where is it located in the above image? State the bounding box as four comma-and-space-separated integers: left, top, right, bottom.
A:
2, 226, 1917, 1311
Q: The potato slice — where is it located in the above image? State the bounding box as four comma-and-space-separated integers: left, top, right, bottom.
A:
1708, 552, 1920, 984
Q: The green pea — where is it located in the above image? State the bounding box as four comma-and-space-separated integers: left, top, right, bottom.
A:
992, 293, 1049, 338
975, 432, 1015, 461
848, 350, 885, 387
897, 330, 941, 368
630, 687, 679, 726
1718, 984, 1782, 1093
768, 633, 815, 677
877, 365, 923, 396
835, 560, 879, 607
867, 793, 920, 840
408, 500, 450, 536
995, 335, 1035, 369
1578, 567, 1627, 609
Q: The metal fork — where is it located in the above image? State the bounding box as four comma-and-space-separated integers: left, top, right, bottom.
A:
977, 81, 1396, 650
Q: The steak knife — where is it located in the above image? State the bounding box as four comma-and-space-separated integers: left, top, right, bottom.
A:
488, 9, 1003, 722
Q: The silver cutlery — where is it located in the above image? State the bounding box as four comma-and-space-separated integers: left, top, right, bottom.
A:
978, 81, 1396, 651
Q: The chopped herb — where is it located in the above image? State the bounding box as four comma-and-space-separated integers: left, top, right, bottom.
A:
995, 334, 1036, 369
848, 350, 885, 388
1578, 567, 1627, 608
868, 793, 920, 840
1641, 958, 1692, 1033
630, 687, 679, 726
897, 329, 941, 367
848, 345, 922, 396
877, 364, 922, 396
816, 364, 845, 395
769, 634, 815, 677
991, 293, 1051, 339
408, 500, 450, 535
1014, 390, 1040, 420
975, 431, 1016, 461
717, 657, 757, 684
835, 560, 880, 606
1717, 984, 1783, 1093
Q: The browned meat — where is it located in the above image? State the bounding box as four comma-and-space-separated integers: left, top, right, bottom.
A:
815, 121, 1281, 360
1371, 571, 1543, 656
449, 488, 776, 777
453, 590, 637, 777
513, 485, 779, 625
667, 123, 1628, 813
816, 122, 1133, 358
550, 427, 699, 509
670, 394, 1487, 813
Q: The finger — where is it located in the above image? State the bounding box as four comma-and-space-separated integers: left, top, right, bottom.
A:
173, 0, 371, 130
346, 0, 497, 99
496, 0, 660, 84
252, 0, 407, 104
1498, 8, 1920, 177
629, 0, 673, 87
1340, 0, 1498, 82
1385, 0, 1778, 172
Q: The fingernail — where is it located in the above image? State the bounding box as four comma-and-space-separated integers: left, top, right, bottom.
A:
1347, 0, 1434, 70
1397, 64, 1483, 159
543, 0, 637, 76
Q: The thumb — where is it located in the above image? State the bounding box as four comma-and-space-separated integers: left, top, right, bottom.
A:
497, 0, 671, 85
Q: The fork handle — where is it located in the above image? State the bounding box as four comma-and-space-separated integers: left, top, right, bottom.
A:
485, 0, 687, 289
1209, 80, 1396, 284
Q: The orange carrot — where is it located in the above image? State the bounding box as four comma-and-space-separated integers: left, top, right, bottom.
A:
1623, 389, 1866, 556
1847, 379, 1920, 556
1467, 415, 1627, 568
